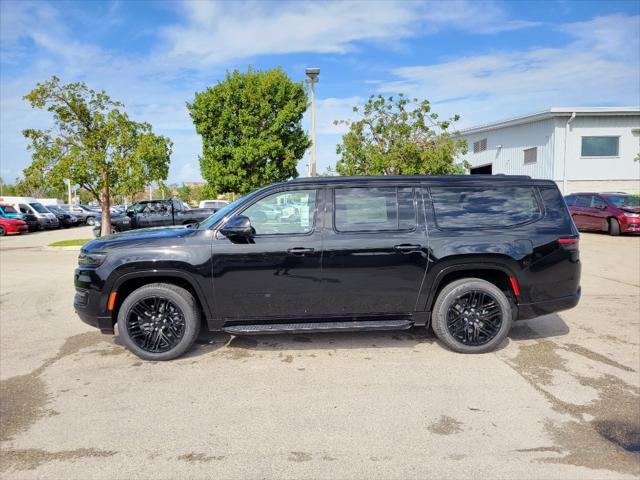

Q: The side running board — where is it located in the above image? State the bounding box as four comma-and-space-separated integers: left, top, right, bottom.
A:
223, 319, 413, 335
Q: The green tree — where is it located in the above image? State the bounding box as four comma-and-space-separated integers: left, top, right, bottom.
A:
176, 183, 192, 203
334, 94, 468, 176
188, 67, 310, 195
22, 76, 172, 235
0, 177, 18, 196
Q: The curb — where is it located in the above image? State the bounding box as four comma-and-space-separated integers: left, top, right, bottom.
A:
43, 245, 83, 251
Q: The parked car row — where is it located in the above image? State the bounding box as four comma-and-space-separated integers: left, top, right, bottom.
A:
92, 199, 220, 237
565, 192, 640, 235
0, 196, 108, 236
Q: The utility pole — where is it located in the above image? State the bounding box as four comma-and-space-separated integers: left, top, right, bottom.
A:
66, 179, 72, 205
305, 68, 320, 177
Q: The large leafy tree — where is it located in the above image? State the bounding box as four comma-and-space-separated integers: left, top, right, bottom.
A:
188, 67, 310, 195
335, 94, 468, 176
22, 76, 172, 235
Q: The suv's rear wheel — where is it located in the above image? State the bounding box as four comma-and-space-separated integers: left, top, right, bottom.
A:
118, 283, 201, 360
431, 278, 512, 353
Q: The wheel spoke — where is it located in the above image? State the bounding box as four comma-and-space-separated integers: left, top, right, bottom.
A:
446, 289, 502, 347
127, 295, 185, 353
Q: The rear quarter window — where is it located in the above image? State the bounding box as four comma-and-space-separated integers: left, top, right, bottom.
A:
429, 186, 541, 229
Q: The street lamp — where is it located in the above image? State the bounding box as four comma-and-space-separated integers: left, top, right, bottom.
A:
305, 67, 320, 177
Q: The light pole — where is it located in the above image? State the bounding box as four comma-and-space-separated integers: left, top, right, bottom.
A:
305, 67, 320, 177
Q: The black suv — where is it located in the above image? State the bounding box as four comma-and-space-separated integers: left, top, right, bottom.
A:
75, 175, 581, 360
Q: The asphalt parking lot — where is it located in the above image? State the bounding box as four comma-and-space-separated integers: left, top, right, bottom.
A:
0, 227, 638, 479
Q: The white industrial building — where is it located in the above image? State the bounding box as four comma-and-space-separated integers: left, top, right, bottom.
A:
459, 107, 640, 194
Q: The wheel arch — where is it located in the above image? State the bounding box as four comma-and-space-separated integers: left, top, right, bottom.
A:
106, 270, 212, 330
422, 257, 520, 315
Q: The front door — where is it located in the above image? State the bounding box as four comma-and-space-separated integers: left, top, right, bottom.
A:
212, 188, 323, 320
321, 185, 429, 316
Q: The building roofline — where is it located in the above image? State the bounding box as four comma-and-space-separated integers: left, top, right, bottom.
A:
460, 107, 640, 135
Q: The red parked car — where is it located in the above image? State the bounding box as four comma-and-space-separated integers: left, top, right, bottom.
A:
565, 192, 640, 235
0, 217, 28, 236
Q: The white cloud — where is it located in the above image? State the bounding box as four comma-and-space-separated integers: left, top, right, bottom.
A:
377, 15, 640, 128
162, 0, 537, 67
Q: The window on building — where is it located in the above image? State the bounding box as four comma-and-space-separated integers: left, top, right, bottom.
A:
581, 136, 619, 157
334, 187, 415, 232
523, 147, 537, 165
473, 138, 487, 153
430, 187, 540, 229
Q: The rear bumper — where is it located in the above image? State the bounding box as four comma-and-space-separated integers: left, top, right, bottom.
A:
517, 287, 581, 320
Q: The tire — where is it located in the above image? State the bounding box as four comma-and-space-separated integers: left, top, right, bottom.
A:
609, 218, 620, 236
86, 216, 96, 226
0, 226, 5, 236
117, 283, 201, 361
431, 278, 512, 354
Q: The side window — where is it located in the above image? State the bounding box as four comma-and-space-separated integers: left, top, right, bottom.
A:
574, 195, 590, 207
242, 189, 316, 235
430, 186, 540, 229
564, 195, 576, 206
334, 187, 415, 232
19, 204, 30, 214
591, 196, 607, 209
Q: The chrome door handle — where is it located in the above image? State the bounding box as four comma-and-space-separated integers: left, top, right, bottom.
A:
394, 244, 421, 253
287, 247, 315, 256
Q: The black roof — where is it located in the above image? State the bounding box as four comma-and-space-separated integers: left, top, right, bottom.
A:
286, 174, 554, 186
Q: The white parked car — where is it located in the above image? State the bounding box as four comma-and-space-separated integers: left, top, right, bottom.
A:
199, 199, 229, 210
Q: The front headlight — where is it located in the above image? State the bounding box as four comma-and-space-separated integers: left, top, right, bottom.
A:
78, 252, 107, 267
623, 212, 640, 218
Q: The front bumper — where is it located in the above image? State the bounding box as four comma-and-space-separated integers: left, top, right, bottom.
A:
517, 287, 581, 320
74, 267, 114, 334
621, 217, 640, 234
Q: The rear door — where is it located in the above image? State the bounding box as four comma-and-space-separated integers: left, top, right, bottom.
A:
571, 195, 591, 229
321, 184, 428, 316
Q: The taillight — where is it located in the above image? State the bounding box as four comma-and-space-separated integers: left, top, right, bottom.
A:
559, 237, 579, 251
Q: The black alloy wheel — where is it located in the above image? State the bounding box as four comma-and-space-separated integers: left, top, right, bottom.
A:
431, 278, 512, 353
446, 290, 502, 346
126, 296, 186, 353
118, 283, 200, 360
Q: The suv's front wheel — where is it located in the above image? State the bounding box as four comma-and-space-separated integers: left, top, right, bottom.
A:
431, 278, 512, 353
117, 283, 201, 360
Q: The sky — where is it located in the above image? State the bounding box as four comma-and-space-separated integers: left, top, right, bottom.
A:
1, 0, 639, 184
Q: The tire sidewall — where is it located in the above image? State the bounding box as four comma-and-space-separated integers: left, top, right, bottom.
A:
86, 216, 95, 226
433, 279, 512, 353
609, 218, 620, 236
0, 226, 6, 236
117, 284, 200, 361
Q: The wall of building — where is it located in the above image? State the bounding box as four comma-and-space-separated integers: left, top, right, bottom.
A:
462, 119, 556, 179
552, 115, 640, 188
559, 180, 640, 195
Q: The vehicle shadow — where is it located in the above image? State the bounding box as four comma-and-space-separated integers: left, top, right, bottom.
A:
183, 313, 570, 358
508, 313, 570, 340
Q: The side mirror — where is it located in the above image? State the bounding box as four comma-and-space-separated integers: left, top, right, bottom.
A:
595, 204, 606, 210
220, 215, 253, 239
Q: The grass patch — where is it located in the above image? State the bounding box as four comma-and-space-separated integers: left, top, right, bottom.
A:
48, 239, 93, 247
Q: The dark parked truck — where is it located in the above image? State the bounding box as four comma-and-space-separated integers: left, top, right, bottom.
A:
125, 200, 215, 229
75, 175, 581, 360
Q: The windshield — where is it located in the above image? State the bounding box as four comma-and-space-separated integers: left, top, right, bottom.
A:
0, 205, 18, 214
198, 191, 261, 229
29, 203, 49, 214
605, 195, 640, 208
